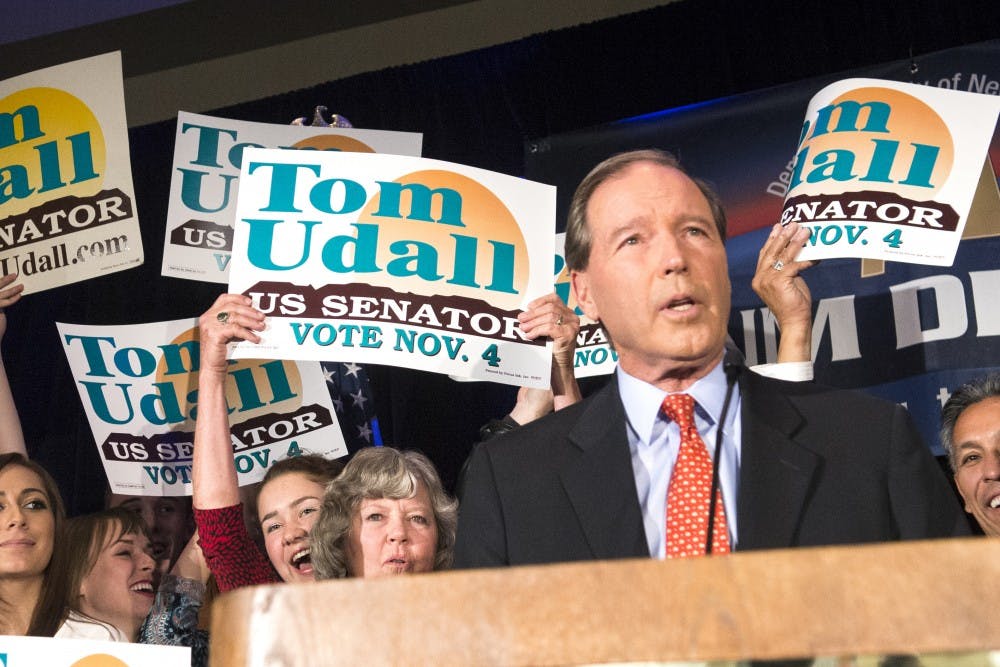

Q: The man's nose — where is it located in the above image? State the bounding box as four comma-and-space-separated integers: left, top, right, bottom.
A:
657, 234, 687, 274
983, 450, 1000, 480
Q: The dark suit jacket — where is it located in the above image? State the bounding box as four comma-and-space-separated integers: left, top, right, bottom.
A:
453, 370, 969, 568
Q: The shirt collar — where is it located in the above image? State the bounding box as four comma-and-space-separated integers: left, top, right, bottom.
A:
617, 359, 730, 445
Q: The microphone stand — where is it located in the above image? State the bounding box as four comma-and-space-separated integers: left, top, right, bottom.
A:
705, 361, 741, 554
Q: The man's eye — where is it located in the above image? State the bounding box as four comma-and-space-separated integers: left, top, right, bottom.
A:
961, 454, 981, 465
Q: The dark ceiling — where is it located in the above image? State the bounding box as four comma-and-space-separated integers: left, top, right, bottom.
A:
0, 0, 476, 81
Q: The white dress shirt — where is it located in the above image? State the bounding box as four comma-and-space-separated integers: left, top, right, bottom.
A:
619, 359, 810, 558
618, 360, 742, 558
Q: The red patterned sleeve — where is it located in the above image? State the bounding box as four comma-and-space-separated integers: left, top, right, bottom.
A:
194, 504, 281, 592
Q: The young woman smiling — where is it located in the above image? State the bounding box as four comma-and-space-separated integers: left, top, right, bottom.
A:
193, 294, 343, 591
0, 453, 65, 636
52, 507, 156, 641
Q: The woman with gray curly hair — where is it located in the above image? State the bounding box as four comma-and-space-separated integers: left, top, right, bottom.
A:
311, 447, 457, 579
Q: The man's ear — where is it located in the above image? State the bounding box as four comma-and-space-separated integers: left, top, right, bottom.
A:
571, 269, 600, 321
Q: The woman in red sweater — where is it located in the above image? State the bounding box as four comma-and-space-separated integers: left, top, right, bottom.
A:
192, 294, 342, 591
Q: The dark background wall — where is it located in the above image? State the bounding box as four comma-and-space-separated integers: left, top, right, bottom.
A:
5, 0, 1000, 513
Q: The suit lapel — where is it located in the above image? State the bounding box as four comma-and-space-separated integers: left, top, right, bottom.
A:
559, 378, 650, 560
736, 372, 820, 550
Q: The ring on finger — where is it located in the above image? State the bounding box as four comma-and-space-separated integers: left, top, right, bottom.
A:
772, 259, 785, 271
217, 311, 230, 324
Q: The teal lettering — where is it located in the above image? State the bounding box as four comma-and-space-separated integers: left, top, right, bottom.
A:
244, 219, 319, 271
66, 131, 98, 184
260, 359, 296, 402
805, 149, 857, 184
234, 454, 255, 474
442, 335, 465, 359
394, 328, 416, 352
898, 143, 939, 188
360, 326, 383, 348
312, 323, 337, 346
309, 177, 367, 214
250, 161, 321, 213
63, 335, 117, 377
320, 223, 380, 273
290, 322, 314, 345
0, 105, 44, 149
80, 381, 135, 424
448, 234, 479, 289
845, 225, 867, 244
182, 123, 237, 168
386, 240, 443, 281
229, 367, 265, 412
34, 141, 64, 193
485, 240, 516, 294
113, 347, 157, 378
808, 100, 891, 140
0, 165, 32, 205
373, 181, 466, 226
178, 168, 237, 213
139, 383, 184, 425
859, 138, 898, 183
251, 450, 271, 468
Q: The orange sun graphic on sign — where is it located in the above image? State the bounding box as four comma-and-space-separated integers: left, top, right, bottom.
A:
291, 135, 376, 153
356, 169, 529, 311
156, 327, 303, 430
0, 87, 107, 218
794, 86, 954, 199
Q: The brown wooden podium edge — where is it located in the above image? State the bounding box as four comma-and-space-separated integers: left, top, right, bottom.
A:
210, 537, 1000, 666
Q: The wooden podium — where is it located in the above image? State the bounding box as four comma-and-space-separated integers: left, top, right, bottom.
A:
209, 537, 1000, 666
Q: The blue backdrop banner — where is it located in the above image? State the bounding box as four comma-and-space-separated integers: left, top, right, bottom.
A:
525, 39, 1000, 455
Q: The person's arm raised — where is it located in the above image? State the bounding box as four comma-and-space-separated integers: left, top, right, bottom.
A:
751, 222, 817, 365
517, 293, 582, 415
0, 274, 27, 457
192, 294, 265, 509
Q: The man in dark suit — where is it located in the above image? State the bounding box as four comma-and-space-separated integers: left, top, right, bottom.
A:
453, 149, 968, 568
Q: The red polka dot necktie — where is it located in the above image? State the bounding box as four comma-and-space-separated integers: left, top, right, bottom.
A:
662, 393, 730, 558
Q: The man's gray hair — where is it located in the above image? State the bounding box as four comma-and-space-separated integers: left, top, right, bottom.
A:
564, 149, 728, 272
940, 373, 1000, 470
311, 446, 457, 579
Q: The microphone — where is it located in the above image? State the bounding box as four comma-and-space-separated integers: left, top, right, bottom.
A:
705, 359, 742, 554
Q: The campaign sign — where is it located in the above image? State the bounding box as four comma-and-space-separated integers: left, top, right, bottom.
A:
553, 233, 616, 378
162, 111, 422, 283
228, 149, 557, 388
0, 52, 143, 294
0, 635, 187, 666
787, 78, 1000, 266
57, 318, 346, 496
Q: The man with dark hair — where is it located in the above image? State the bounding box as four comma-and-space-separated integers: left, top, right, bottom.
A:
941, 373, 1000, 537
454, 149, 967, 568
